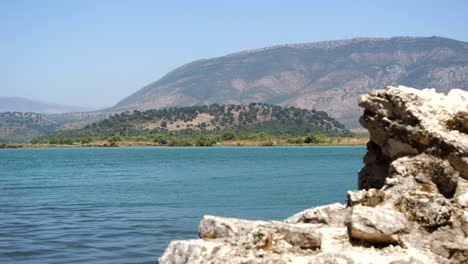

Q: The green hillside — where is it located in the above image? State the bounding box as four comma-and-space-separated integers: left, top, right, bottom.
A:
39, 103, 351, 141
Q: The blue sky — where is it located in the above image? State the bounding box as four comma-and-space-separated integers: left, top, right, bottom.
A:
2, 0, 468, 109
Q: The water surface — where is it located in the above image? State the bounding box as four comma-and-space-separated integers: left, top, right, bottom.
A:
0, 146, 364, 263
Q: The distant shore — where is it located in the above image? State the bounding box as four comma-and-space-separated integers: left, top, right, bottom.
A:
0, 137, 368, 149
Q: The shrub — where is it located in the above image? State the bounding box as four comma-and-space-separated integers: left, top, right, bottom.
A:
287, 137, 304, 144
241, 132, 272, 141
220, 131, 236, 141
261, 140, 274, 146
304, 132, 329, 144
80, 137, 93, 144
195, 135, 217, 146
168, 138, 193, 146
108, 136, 122, 143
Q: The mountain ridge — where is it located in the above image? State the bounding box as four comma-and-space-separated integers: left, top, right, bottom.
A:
112, 36, 468, 128
0, 96, 91, 114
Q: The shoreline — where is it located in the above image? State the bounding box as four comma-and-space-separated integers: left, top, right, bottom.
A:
0, 137, 368, 149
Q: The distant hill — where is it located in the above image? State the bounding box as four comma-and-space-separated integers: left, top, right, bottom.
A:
43, 103, 351, 139
0, 112, 59, 142
0, 97, 91, 114
113, 36, 468, 128
0, 110, 119, 143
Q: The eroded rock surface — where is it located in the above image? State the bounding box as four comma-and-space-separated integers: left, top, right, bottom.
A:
346, 205, 409, 245
159, 86, 468, 264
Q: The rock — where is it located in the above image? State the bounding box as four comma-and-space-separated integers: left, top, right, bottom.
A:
358, 86, 468, 187
462, 211, 468, 236
384, 177, 400, 187
430, 235, 468, 264
159, 86, 468, 264
346, 206, 409, 245
347, 189, 385, 207
447, 111, 468, 134
382, 138, 419, 160
447, 89, 468, 103
285, 203, 347, 225
388, 154, 459, 198
358, 161, 389, 190
399, 191, 453, 230
159, 240, 226, 264
199, 215, 322, 251
447, 155, 468, 180
158, 239, 318, 264
457, 192, 468, 207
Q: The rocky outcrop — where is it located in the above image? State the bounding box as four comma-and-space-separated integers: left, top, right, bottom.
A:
159, 86, 468, 264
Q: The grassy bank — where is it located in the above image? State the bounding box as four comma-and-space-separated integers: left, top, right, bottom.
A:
1, 134, 368, 148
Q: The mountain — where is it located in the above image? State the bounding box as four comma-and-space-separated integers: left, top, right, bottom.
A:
0, 112, 59, 142
113, 36, 468, 128
42, 103, 350, 139
0, 97, 91, 114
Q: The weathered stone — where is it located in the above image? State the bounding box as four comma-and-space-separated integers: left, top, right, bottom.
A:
199, 215, 322, 251
462, 211, 468, 236
277, 224, 322, 250
447, 111, 468, 134
359, 86, 468, 190
358, 161, 389, 190
382, 138, 419, 160
389, 154, 458, 198
285, 203, 347, 226
457, 192, 468, 207
159, 239, 227, 264
347, 189, 385, 207
388, 258, 425, 264
400, 192, 453, 230
384, 177, 400, 187
158, 239, 318, 264
346, 206, 409, 245
447, 155, 468, 180
431, 239, 468, 264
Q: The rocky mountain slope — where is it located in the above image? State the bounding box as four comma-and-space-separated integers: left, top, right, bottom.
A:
0, 96, 90, 114
113, 37, 468, 128
159, 86, 468, 263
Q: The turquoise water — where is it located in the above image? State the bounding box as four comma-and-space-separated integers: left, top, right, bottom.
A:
0, 146, 364, 263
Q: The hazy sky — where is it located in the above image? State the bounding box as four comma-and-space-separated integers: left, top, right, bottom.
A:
2, 0, 468, 109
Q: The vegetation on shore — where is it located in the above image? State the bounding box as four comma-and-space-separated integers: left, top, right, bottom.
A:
1, 131, 369, 148
41, 103, 350, 137
0, 103, 369, 148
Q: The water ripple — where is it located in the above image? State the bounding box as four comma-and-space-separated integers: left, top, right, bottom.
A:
0, 147, 363, 263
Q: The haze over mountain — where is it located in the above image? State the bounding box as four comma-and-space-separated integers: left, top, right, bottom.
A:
113, 36, 468, 128
0, 97, 91, 114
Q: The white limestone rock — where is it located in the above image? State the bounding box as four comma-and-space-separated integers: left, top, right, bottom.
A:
457, 192, 468, 208
346, 206, 409, 244
347, 189, 385, 207
284, 203, 347, 225
198, 215, 322, 251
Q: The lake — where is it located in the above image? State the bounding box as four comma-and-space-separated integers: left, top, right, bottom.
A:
0, 146, 365, 263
